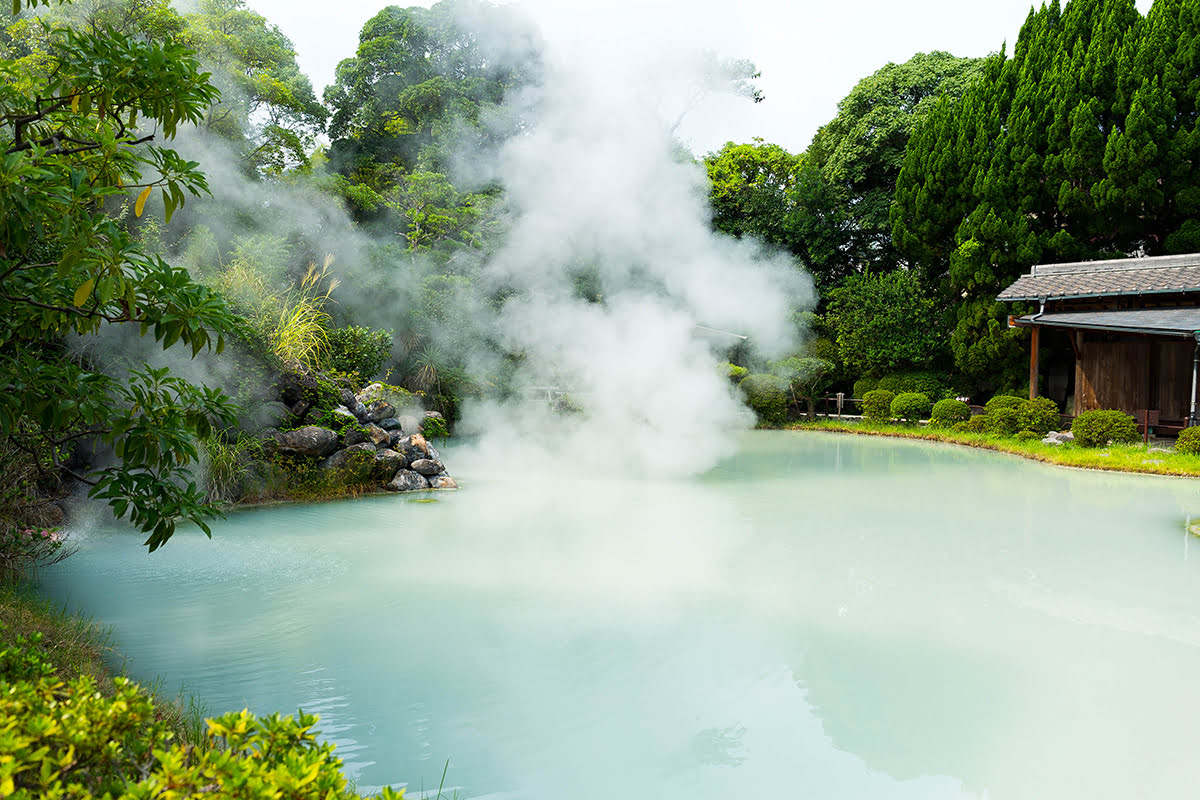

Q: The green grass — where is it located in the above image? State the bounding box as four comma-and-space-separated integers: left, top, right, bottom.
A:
787, 418, 1200, 478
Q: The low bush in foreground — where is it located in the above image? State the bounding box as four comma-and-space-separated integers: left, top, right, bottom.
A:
1071, 409, 1139, 448
0, 604, 405, 800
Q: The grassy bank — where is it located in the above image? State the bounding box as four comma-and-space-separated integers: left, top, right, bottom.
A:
786, 418, 1200, 478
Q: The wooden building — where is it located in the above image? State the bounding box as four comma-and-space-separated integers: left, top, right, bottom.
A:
998, 254, 1200, 428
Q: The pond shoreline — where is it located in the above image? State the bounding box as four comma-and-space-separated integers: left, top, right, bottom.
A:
784, 420, 1200, 479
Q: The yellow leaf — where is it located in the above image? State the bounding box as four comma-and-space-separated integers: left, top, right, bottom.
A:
73, 278, 95, 307
135, 186, 152, 218
71, 93, 79, 114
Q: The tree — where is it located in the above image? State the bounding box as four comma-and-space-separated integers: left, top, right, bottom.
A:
771, 356, 835, 420
892, 0, 1200, 386
1, 0, 237, 550
183, 0, 327, 175
823, 269, 945, 377
807, 51, 983, 272
704, 139, 798, 243
324, 0, 541, 177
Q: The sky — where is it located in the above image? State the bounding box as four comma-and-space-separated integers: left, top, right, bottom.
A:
245, 0, 1155, 156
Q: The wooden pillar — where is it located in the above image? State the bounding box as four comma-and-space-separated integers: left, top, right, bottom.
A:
1029, 325, 1040, 400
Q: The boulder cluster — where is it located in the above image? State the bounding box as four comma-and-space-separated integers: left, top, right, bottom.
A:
261, 383, 456, 493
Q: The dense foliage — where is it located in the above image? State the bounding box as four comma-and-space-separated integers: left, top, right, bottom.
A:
1175, 425, 1200, 455
1, 1, 238, 550
739, 374, 789, 426
930, 398, 971, 427
0, 625, 404, 799
890, 391, 931, 422
1071, 408, 1139, 447
892, 0, 1200, 386
861, 389, 896, 422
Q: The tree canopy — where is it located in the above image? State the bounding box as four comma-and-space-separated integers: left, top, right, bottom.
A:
1, 0, 237, 550
892, 0, 1200, 385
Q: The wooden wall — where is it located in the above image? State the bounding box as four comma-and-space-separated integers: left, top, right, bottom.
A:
1075, 335, 1197, 420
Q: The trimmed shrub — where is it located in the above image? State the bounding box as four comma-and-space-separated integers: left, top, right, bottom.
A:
852, 376, 878, 399
1014, 429, 1041, 442
890, 392, 931, 422
930, 398, 971, 428
739, 374, 789, 426
861, 389, 896, 422
985, 406, 1022, 436
965, 414, 990, 433
1019, 396, 1062, 436
984, 394, 1027, 413
877, 370, 950, 401
1176, 426, 1200, 455
1071, 409, 1139, 447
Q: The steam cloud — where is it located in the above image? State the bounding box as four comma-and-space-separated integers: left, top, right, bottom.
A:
76, 0, 815, 484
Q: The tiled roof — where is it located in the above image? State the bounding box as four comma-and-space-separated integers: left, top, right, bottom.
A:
1013, 307, 1200, 338
997, 253, 1200, 301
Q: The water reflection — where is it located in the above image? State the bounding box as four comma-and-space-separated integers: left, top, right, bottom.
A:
37, 431, 1200, 799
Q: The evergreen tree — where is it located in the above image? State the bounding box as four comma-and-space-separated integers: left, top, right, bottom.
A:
892, 0, 1200, 387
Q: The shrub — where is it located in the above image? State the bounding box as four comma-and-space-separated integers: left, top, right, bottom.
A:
985, 406, 1022, 436
0, 669, 404, 799
1176, 426, 1200, 455
322, 326, 393, 383
930, 398, 971, 428
890, 392, 931, 422
422, 415, 450, 440
877, 370, 950, 401
965, 415, 990, 433
1014, 429, 1041, 442
1071, 409, 1139, 447
861, 389, 896, 422
852, 376, 878, 399
984, 394, 1027, 413
725, 363, 748, 383
1019, 396, 1062, 436
739, 374, 790, 426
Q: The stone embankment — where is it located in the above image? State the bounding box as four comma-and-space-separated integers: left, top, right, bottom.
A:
261, 383, 457, 493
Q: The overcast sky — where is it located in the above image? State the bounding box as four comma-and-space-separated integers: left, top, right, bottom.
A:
245, 0, 1155, 156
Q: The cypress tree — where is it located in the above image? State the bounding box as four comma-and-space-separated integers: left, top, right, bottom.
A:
892, 0, 1200, 387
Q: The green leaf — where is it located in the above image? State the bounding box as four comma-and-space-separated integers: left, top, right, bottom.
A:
73, 278, 95, 307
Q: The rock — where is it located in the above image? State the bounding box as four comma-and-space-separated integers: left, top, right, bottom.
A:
378, 417, 403, 431
266, 426, 339, 458
424, 410, 445, 420
372, 449, 407, 478
428, 475, 458, 490
344, 426, 369, 446
396, 414, 423, 435
320, 444, 378, 483
1150, 447, 1172, 453
394, 433, 431, 462
385, 469, 430, 492
366, 423, 391, 447
1041, 436, 1063, 446
363, 399, 396, 423
331, 405, 359, 425
410, 458, 445, 476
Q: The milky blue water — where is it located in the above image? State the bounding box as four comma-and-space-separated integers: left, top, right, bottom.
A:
37, 432, 1200, 799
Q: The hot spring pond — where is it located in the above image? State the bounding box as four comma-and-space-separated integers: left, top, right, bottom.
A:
37, 431, 1200, 799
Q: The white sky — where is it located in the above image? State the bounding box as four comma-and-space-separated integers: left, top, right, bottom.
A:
245, 0, 1155, 155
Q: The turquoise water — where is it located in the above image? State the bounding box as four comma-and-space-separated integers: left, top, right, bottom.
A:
38, 432, 1200, 799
